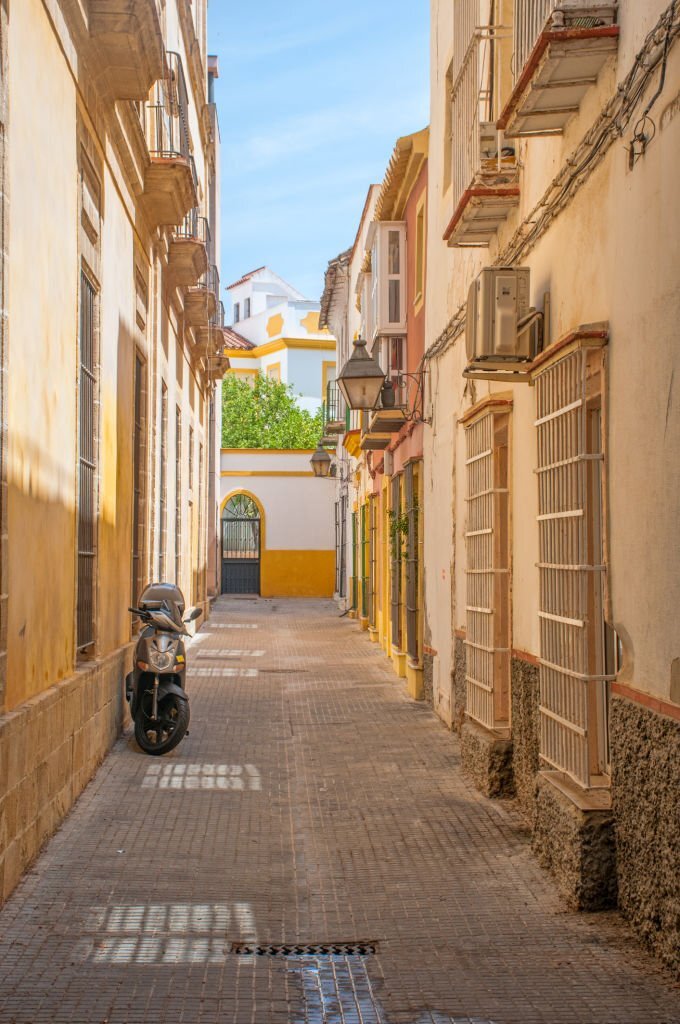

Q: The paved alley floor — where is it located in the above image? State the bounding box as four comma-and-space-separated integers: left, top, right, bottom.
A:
0, 598, 678, 1024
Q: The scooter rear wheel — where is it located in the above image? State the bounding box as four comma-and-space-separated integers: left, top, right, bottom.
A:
134, 694, 190, 756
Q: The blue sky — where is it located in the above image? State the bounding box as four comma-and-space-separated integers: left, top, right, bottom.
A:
207, 1, 430, 313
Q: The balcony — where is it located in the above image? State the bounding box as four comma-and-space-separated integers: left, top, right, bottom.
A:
89, 0, 164, 100
360, 399, 409, 452
143, 53, 197, 227
497, 2, 619, 138
322, 382, 346, 436
185, 264, 219, 328
206, 354, 231, 383
169, 208, 210, 287
444, 31, 519, 247
193, 300, 226, 359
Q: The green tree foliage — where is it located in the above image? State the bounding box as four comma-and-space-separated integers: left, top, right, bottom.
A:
221, 372, 324, 449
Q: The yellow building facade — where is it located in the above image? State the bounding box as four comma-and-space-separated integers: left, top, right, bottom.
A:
0, 0, 227, 901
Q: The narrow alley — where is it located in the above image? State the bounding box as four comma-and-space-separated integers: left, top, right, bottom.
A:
0, 599, 677, 1024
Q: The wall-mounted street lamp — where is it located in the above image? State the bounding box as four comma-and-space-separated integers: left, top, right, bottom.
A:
310, 441, 332, 478
336, 337, 385, 411
337, 337, 428, 422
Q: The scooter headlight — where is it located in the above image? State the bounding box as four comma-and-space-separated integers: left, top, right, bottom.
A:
148, 649, 174, 672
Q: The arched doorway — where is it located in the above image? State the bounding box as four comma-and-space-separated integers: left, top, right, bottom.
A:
221, 493, 261, 594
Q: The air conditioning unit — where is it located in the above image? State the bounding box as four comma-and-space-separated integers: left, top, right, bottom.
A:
466, 267, 532, 362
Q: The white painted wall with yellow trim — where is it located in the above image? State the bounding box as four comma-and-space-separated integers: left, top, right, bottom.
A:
220, 450, 335, 597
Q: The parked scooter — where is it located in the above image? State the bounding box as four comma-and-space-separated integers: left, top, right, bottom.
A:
126, 583, 201, 755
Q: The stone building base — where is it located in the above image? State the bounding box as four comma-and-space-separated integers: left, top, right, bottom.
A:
532, 771, 616, 911
422, 651, 434, 708
510, 656, 540, 817
610, 693, 680, 976
452, 635, 466, 734
0, 645, 130, 902
460, 718, 514, 798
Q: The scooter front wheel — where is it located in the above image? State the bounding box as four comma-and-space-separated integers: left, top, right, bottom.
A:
134, 694, 190, 756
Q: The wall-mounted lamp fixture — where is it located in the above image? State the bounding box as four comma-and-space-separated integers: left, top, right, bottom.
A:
336, 337, 385, 411
310, 441, 332, 478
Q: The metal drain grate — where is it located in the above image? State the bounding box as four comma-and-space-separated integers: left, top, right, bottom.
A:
231, 941, 377, 957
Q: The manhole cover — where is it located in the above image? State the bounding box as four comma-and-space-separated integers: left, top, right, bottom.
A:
231, 941, 377, 957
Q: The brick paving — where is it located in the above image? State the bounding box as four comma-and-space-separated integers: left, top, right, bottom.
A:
0, 597, 678, 1024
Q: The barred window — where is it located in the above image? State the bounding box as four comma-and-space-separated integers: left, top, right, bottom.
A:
159, 384, 168, 580
77, 271, 98, 653
535, 346, 611, 787
175, 407, 182, 587
197, 441, 204, 603
131, 354, 147, 609
368, 495, 377, 630
405, 462, 421, 664
360, 502, 369, 620
464, 409, 510, 730
390, 474, 403, 650
335, 495, 347, 598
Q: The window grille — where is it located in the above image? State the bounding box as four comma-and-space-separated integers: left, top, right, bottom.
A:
131, 355, 146, 610
390, 475, 402, 650
335, 496, 347, 598
464, 411, 511, 730
197, 441, 204, 602
334, 501, 341, 594
77, 271, 98, 652
159, 384, 168, 579
405, 462, 421, 663
535, 347, 611, 787
175, 407, 182, 587
351, 510, 358, 611
368, 496, 377, 629
360, 502, 369, 619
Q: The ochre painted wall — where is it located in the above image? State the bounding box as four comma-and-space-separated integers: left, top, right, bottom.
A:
261, 551, 335, 598
6, 0, 79, 708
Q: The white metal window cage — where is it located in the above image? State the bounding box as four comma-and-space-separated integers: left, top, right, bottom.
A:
535, 346, 612, 788
451, 10, 514, 210
513, 1, 617, 83
464, 409, 511, 731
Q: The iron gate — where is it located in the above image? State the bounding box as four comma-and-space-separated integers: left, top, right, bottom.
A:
221, 495, 261, 594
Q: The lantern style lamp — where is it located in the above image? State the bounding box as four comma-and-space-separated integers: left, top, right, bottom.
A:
337, 337, 386, 410
310, 441, 332, 478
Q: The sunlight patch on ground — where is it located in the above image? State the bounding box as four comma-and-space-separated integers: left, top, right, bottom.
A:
80, 902, 257, 965
141, 763, 262, 790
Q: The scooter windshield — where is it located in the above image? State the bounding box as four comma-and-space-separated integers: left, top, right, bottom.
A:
148, 609, 180, 633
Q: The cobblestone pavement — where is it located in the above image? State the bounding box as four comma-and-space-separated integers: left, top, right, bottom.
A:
0, 598, 678, 1024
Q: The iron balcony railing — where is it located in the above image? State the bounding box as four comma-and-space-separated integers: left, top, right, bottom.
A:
174, 207, 210, 246
197, 263, 220, 298
145, 51, 191, 160
210, 299, 225, 330
513, 1, 614, 81
323, 380, 345, 427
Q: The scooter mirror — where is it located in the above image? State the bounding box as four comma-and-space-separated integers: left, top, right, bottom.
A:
184, 607, 202, 622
